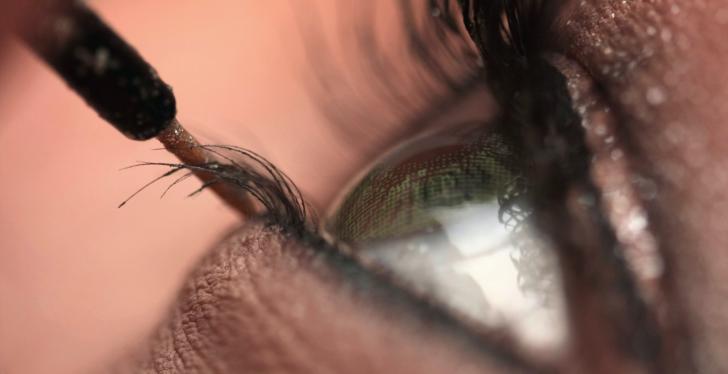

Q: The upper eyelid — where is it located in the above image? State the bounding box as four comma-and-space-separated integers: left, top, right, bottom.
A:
294, 1, 483, 147
287, 1, 498, 215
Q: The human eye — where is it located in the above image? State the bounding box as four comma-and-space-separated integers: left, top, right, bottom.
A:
323, 121, 568, 354
315, 0, 670, 368
7, 0, 719, 372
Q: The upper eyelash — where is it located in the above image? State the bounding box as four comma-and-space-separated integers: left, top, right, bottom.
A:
121, 144, 311, 233
120, 1, 482, 234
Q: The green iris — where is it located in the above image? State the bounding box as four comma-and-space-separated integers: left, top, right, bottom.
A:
328, 129, 520, 243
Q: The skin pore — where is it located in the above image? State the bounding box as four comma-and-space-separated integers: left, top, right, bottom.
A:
2, 0, 728, 373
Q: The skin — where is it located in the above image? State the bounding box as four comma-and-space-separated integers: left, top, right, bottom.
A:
116, 222, 526, 373
559, 1, 728, 372
1, 0, 728, 373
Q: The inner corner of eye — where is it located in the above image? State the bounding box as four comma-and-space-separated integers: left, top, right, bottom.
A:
321, 122, 569, 355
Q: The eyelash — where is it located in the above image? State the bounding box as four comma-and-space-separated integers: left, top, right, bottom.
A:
123, 1, 482, 231
121, 144, 310, 231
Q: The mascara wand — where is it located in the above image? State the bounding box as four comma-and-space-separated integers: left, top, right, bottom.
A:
20, 1, 255, 216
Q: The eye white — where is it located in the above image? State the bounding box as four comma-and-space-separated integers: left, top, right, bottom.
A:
325, 125, 569, 354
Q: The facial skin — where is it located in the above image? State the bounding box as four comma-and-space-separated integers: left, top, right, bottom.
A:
1, 0, 728, 373
558, 1, 728, 371
117, 222, 527, 373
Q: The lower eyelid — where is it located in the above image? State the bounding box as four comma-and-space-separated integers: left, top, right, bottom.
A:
134, 218, 544, 373
301, 230, 553, 372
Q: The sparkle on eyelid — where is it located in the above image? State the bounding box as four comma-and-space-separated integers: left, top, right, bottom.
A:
646, 86, 667, 106
610, 149, 624, 161
595, 124, 607, 136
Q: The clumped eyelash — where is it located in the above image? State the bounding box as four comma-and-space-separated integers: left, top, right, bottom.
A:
120, 144, 311, 232
118, 0, 482, 234
118, 1, 479, 228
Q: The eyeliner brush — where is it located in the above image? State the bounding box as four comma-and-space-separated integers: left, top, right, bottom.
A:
20, 1, 254, 216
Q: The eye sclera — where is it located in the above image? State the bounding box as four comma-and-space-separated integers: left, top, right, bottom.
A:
322, 122, 570, 355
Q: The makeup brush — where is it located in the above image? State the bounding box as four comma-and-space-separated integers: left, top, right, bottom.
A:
20, 1, 254, 216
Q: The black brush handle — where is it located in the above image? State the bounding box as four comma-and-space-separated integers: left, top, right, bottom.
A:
22, 2, 176, 140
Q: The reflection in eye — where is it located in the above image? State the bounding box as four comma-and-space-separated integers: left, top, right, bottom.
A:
324, 123, 567, 353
